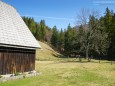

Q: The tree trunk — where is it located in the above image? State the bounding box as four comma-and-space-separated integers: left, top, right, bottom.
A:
99, 57, 101, 63
86, 43, 90, 62
68, 56, 69, 62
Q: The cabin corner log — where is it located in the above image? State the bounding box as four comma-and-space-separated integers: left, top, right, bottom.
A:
0, 47, 35, 75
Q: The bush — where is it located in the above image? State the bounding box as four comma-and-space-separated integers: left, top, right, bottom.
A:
0, 75, 2, 78
28, 71, 33, 74
15, 72, 20, 76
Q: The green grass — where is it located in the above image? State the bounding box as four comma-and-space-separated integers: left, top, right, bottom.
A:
0, 59, 115, 86
0, 42, 115, 86
36, 41, 62, 61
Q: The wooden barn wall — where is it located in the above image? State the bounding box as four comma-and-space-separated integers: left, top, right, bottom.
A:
0, 47, 35, 75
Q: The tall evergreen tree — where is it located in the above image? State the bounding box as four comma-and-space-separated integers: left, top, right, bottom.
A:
39, 20, 46, 41
64, 24, 77, 56
104, 7, 112, 32
58, 29, 65, 51
103, 8, 115, 60
51, 26, 59, 48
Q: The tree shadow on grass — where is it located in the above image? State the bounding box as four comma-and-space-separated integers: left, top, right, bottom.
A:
57, 57, 115, 64
51, 52, 115, 64
51, 53, 65, 58
60, 60, 99, 63
101, 61, 115, 64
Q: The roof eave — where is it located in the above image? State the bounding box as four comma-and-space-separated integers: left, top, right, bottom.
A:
0, 43, 41, 50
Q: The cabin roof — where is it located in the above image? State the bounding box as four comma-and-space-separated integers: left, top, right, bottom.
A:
0, 1, 41, 49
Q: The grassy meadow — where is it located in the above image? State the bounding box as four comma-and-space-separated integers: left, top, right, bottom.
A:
0, 42, 115, 86
0, 59, 115, 86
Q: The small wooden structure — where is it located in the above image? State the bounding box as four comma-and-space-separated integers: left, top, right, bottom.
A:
0, 47, 36, 74
0, 1, 41, 75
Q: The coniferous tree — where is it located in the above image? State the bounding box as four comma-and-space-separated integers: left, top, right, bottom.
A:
39, 20, 46, 41
51, 26, 59, 48
58, 29, 65, 51
64, 24, 72, 54
104, 8, 115, 60
64, 24, 77, 56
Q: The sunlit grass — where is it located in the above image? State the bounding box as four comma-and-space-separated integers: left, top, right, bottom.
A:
0, 60, 115, 86
36, 41, 61, 61
0, 42, 114, 86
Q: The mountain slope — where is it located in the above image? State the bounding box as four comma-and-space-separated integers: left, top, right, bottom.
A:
36, 41, 62, 61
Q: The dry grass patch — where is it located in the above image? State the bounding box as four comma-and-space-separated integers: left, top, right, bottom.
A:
36, 41, 61, 61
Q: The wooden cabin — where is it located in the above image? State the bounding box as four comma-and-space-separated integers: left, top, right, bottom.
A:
0, 1, 41, 75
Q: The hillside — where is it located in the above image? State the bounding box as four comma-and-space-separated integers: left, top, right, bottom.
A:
36, 41, 62, 61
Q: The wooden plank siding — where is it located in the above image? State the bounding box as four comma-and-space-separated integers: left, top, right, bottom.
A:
0, 47, 35, 75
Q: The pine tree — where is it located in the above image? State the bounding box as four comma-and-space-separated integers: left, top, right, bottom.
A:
39, 20, 46, 41
64, 24, 77, 56
51, 26, 59, 48
104, 8, 115, 60
58, 29, 65, 51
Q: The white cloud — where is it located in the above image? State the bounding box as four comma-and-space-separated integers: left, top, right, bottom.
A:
22, 15, 74, 21
93, 0, 115, 5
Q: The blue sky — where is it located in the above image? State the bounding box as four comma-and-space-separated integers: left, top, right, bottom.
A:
3, 0, 115, 29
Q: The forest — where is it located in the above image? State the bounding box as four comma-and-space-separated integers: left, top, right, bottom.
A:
22, 8, 115, 61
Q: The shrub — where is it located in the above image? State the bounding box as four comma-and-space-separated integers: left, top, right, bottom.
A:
0, 75, 2, 78
15, 72, 20, 76
28, 71, 33, 74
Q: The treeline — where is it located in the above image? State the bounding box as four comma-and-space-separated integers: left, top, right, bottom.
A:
22, 8, 115, 61
22, 17, 52, 42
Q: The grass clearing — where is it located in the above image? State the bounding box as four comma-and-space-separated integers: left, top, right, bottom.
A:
0, 42, 115, 86
0, 59, 115, 86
